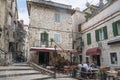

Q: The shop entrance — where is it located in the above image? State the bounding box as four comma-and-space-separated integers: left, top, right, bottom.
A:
92, 55, 100, 66
39, 52, 49, 66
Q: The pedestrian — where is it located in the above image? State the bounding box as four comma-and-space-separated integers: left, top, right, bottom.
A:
77, 62, 82, 77
90, 62, 97, 68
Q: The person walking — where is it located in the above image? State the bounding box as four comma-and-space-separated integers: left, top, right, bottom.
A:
77, 62, 82, 77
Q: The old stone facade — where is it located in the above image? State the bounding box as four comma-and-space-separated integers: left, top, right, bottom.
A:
27, 0, 74, 65
72, 8, 86, 63
0, 0, 18, 65
23, 25, 29, 62
81, 0, 120, 67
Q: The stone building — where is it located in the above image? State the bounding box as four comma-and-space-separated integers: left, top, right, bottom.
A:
81, 0, 120, 67
72, 8, 86, 63
23, 25, 29, 62
27, 0, 75, 65
0, 0, 18, 65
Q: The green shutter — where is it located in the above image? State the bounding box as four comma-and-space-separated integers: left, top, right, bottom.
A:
87, 33, 91, 45
103, 26, 108, 39
112, 22, 118, 36
41, 33, 44, 41
95, 30, 99, 41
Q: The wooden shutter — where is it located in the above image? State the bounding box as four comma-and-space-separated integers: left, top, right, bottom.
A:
95, 30, 99, 41
41, 33, 44, 41
103, 26, 108, 39
112, 21, 118, 36
87, 33, 91, 45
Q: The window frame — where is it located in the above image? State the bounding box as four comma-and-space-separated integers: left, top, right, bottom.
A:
55, 13, 60, 22
95, 26, 108, 41
87, 33, 91, 45
54, 33, 61, 43
110, 52, 118, 64
40, 32, 49, 46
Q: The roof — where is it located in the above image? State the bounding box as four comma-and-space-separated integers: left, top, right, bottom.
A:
27, 0, 75, 15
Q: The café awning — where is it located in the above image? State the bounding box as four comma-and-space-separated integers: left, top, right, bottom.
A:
86, 47, 101, 55
30, 47, 82, 53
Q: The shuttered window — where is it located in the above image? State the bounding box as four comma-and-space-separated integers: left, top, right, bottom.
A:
103, 26, 108, 39
54, 34, 60, 43
55, 13, 60, 22
112, 21, 118, 36
41, 32, 48, 46
95, 30, 99, 41
87, 33, 91, 45
95, 26, 108, 41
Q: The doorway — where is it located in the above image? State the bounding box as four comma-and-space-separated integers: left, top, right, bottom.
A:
92, 55, 100, 66
39, 52, 49, 66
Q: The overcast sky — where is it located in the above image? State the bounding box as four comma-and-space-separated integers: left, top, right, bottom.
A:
17, 0, 107, 25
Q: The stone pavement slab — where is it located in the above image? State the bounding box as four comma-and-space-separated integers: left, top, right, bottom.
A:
44, 78, 77, 80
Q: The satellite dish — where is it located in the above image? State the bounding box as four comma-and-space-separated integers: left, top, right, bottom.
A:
86, 2, 90, 7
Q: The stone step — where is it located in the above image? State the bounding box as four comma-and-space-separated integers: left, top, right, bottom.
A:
0, 74, 51, 80
0, 66, 33, 70
0, 68, 34, 71
12, 63, 28, 66
0, 70, 41, 77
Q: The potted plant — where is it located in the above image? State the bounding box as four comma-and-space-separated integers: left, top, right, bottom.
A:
98, 67, 108, 80
50, 38, 54, 47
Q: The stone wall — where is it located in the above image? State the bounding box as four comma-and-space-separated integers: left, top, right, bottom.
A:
81, 0, 120, 67
28, 3, 73, 61
29, 3, 73, 49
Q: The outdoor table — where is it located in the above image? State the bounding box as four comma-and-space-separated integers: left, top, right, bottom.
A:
107, 70, 118, 80
91, 68, 99, 79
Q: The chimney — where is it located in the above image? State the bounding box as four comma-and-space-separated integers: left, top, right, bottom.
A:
99, 0, 104, 7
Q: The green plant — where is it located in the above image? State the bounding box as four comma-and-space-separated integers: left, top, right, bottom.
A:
85, 12, 92, 21
50, 38, 54, 47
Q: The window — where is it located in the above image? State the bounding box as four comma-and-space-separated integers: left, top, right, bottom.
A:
79, 55, 82, 63
87, 33, 91, 45
95, 26, 108, 41
40, 32, 48, 46
55, 13, 60, 22
86, 57, 89, 63
110, 53, 117, 64
7, 14, 12, 26
78, 24, 81, 32
112, 20, 120, 36
54, 34, 60, 43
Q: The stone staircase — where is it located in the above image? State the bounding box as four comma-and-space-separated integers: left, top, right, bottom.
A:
0, 63, 51, 80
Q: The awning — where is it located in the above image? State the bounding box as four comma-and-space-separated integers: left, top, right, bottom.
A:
30, 47, 82, 53
108, 38, 120, 45
86, 47, 101, 55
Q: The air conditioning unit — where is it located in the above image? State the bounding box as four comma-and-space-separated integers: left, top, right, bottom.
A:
98, 42, 103, 49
